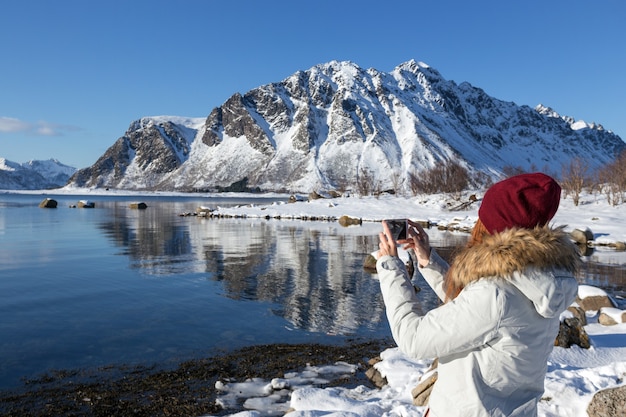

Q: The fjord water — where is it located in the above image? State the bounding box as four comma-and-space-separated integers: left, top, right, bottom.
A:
1, 193, 624, 391
0, 193, 451, 390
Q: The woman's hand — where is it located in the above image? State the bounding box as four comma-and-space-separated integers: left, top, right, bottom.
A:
398, 220, 431, 267
378, 220, 399, 258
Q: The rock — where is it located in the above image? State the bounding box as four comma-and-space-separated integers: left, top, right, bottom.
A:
598, 313, 619, 326
38, 198, 57, 208
412, 371, 438, 406
196, 206, 213, 216
571, 228, 595, 255
411, 358, 439, 406
611, 241, 626, 251
338, 215, 361, 227
77, 200, 95, 208
567, 305, 587, 326
571, 228, 594, 245
577, 290, 615, 312
555, 317, 590, 348
365, 357, 387, 389
129, 202, 147, 209
363, 254, 377, 272
587, 385, 626, 417
598, 307, 626, 326
577, 242, 595, 256
308, 191, 323, 200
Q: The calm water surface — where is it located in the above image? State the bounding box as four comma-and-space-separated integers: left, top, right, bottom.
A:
0, 193, 624, 390
0, 193, 435, 389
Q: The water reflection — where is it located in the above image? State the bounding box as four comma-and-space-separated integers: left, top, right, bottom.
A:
196, 219, 392, 335
95, 204, 448, 335
94, 200, 626, 336
578, 258, 626, 305
99, 202, 200, 274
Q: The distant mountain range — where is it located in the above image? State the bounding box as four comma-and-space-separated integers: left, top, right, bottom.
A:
7, 60, 626, 192
0, 158, 76, 190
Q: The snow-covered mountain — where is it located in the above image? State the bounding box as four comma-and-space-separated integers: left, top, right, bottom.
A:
67, 60, 625, 193
0, 158, 77, 190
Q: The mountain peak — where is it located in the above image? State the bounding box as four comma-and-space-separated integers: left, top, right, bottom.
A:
65, 59, 624, 193
535, 104, 607, 133
0, 157, 77, 190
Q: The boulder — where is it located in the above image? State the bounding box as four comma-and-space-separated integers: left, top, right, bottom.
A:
570, 228, 594, 245
598, 307, 626, 326
577, 295, 615, 312
576, 285, 616, 312
567, 305, 587, 325
587, 385, 626, 417
363, 254, 377, 272
196, 206, 213, 216
411, 358, 439, 406
364, 357, 387, 389
308, 191, 324, 200
38, 198, 57, 208
77, 200, 95, 208
611, 241, 626, 251
412, 371, 438, 406
555, 317, 590, 348
338, 215, 361, 227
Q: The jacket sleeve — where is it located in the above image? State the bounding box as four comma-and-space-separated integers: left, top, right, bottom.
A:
417, 249, 450, 302
376, 255, 502, 360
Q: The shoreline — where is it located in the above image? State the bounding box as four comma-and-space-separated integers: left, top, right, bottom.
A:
0, 338, 394, 417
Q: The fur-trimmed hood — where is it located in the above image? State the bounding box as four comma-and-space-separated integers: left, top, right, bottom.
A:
448, 226, 581, 317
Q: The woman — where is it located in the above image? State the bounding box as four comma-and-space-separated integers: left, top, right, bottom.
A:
376, 173, 580, 417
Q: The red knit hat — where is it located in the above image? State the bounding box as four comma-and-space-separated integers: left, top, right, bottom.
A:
478, 173, 561, 234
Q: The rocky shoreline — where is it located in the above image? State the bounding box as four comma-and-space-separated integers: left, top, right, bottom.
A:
0, 339, 394, 417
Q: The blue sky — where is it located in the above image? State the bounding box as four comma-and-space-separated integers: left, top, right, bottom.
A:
1, 0, 624, 169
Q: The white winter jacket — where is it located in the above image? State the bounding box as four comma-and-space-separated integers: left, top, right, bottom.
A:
376, 227, 579, 417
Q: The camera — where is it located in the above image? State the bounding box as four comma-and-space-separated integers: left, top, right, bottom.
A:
386, 219, 408, 240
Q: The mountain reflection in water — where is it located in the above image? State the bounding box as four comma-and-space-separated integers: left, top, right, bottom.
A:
97, 207, 446, 335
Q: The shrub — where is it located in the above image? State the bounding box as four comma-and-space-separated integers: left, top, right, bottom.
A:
409, 159, 470, 195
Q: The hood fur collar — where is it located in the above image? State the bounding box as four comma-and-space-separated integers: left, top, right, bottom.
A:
448, 226, 580, 288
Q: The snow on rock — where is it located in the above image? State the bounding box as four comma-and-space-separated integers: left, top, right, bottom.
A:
579, 285, 609, 299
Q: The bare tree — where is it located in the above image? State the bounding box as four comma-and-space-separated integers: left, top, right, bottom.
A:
502, 165, 526, 178
561, 157, 590, 206
408, 159, 470, 195
390, 169, 403, 196
597, 149, 626, 206
355, 168, 372, 197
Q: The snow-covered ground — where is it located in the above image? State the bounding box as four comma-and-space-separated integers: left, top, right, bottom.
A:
212, 323, 626, 417
210, 189, 626, 261
202, 189, 626, 417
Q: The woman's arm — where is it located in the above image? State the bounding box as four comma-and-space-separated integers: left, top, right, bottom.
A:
377, 221, 500, 359
380, 220, 449, 301
377, 258, 501, 359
